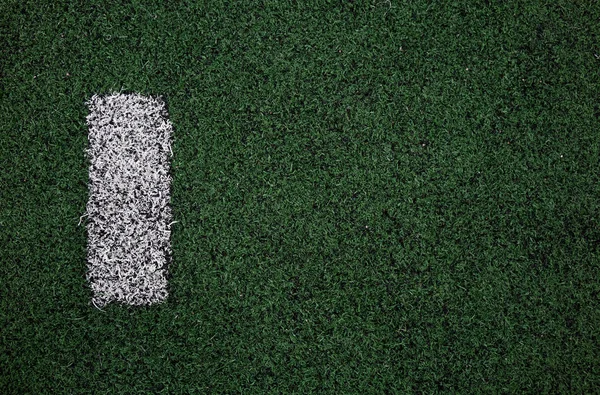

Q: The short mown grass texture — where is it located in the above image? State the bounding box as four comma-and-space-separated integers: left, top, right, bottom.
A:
1, 0, 599, 392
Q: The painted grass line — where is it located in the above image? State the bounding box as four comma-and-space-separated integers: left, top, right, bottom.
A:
85, 93, 174, 307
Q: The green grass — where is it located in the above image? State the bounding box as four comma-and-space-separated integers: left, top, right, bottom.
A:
1, 0, 600, 392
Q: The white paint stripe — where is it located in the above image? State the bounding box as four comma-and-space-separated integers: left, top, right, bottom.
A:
85, 93, 173, 307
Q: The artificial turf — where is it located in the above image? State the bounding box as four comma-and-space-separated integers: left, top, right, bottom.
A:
1, 0, 600, 392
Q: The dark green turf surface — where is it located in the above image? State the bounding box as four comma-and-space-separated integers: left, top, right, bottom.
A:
2, 0, 600, 392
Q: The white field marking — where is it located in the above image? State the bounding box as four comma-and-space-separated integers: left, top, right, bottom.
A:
84, 93, 174, 307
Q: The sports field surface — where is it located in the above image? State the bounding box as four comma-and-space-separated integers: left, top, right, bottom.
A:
1, 1, 599, 392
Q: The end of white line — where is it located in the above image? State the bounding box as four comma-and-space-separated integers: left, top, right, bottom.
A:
85, 93, 174, 307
